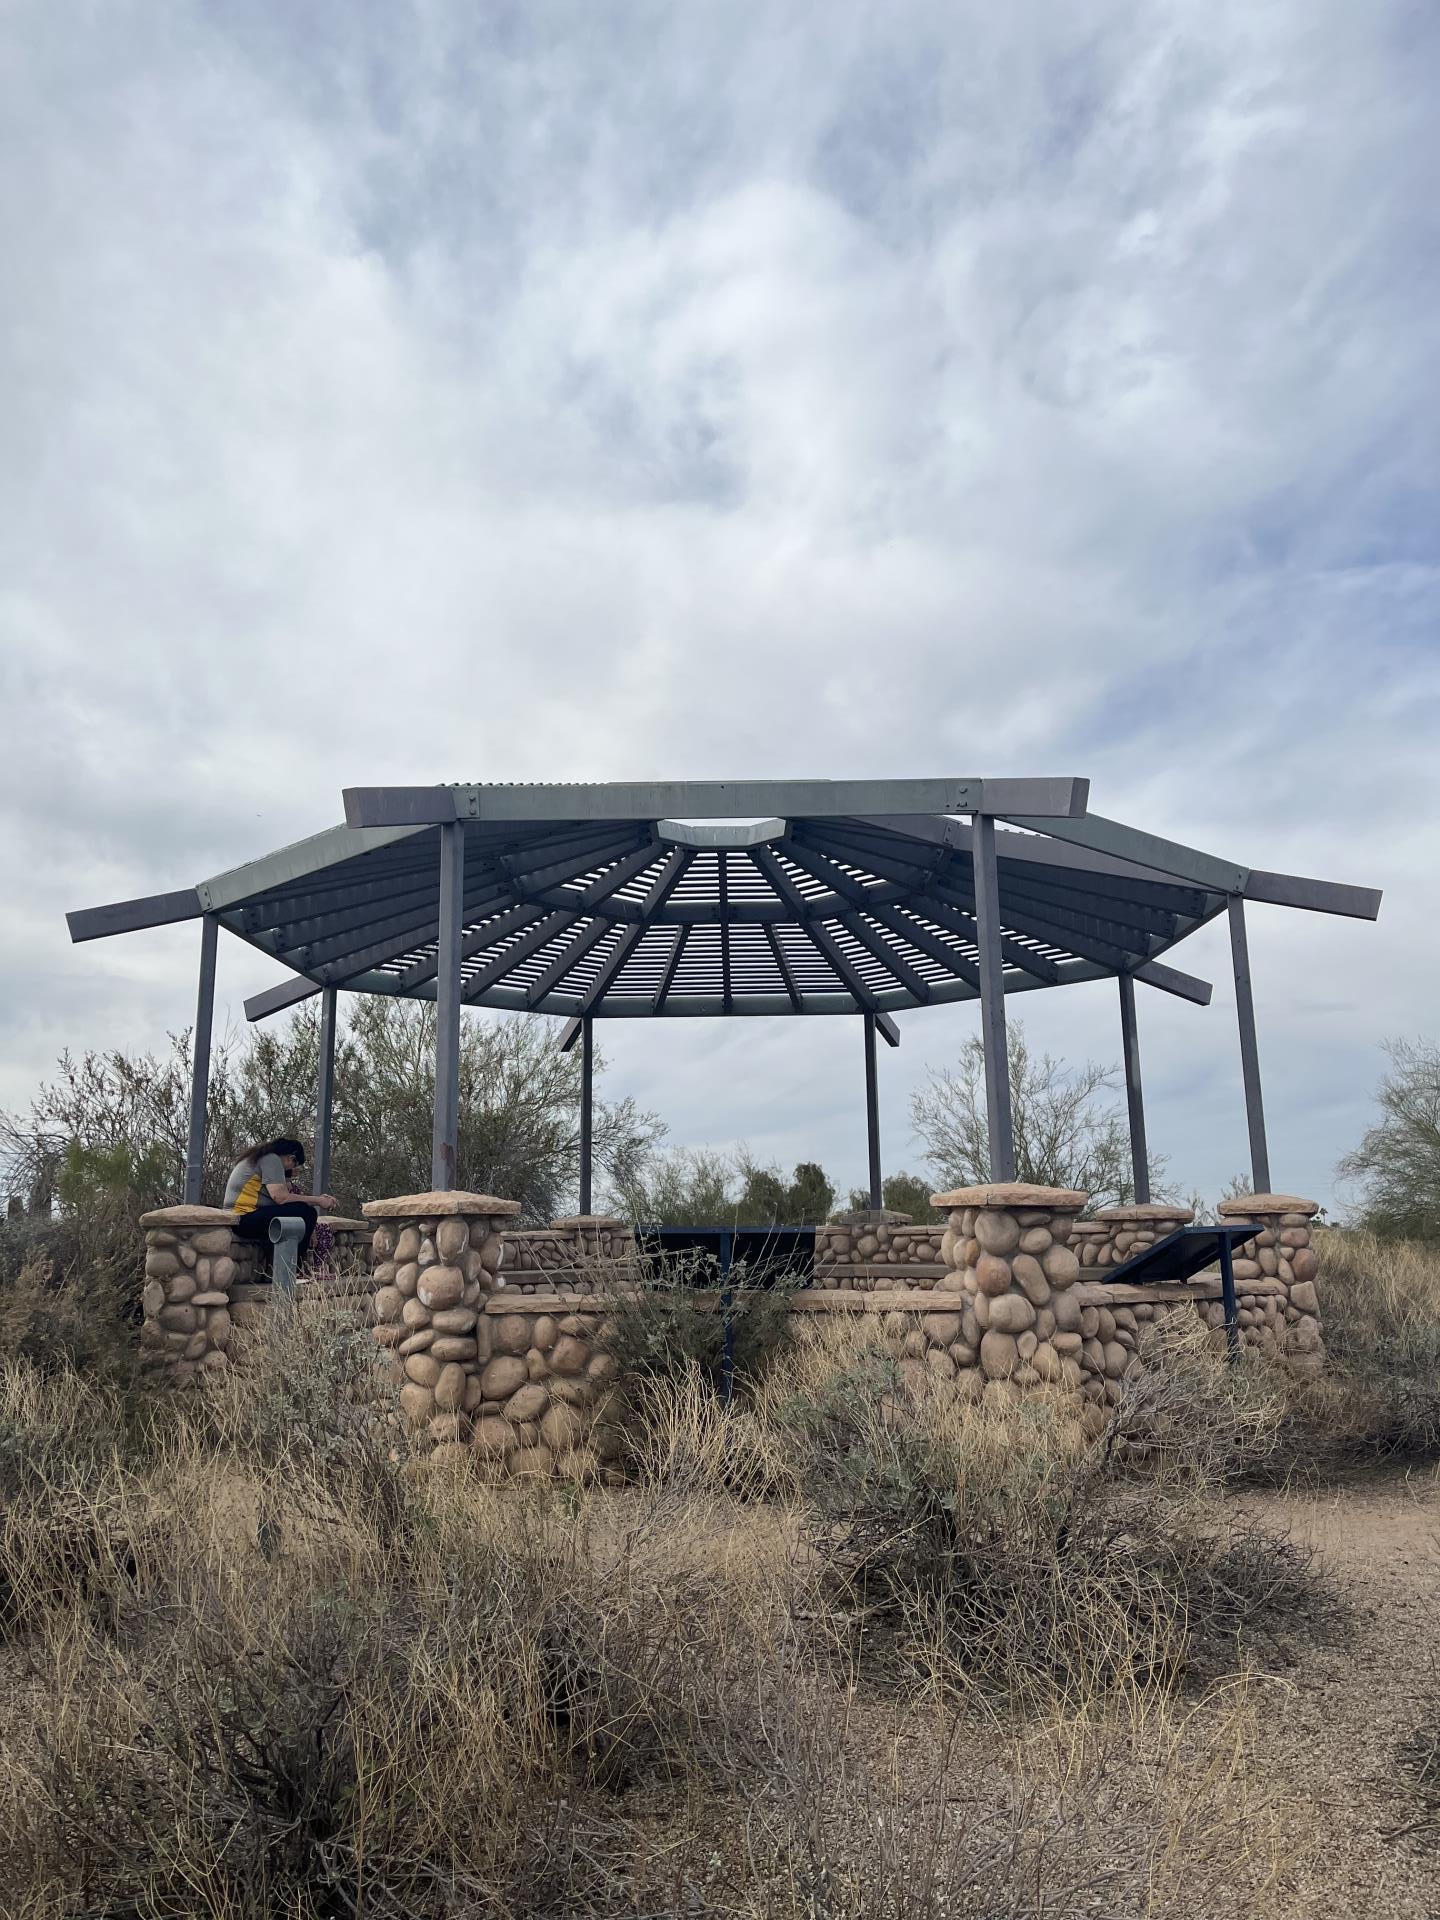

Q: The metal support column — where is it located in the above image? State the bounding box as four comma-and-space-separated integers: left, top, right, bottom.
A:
183, 915, 219, 1204
1227, 895, 1271, 1195
313, 985, 337, 1196
971, 813, 1016, 1182
579, 1015, 594, 1215
863, 1012, 882, 1209
431, 821, 465, 1191
1218, 1234, 1241, 1365
1117, 973, 1150, 1204
719, 1228, 735, 1409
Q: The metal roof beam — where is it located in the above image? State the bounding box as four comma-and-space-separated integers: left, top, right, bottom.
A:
344, 776, 1090, 829
242, 875, 441, 944
243, 973, 324, 1021
1243, 870, 1383, 919
652, 925, 689, 1011
389, 900, 540, 995
859, 813, 1209, 894
989, 871, 1180, 941
503, 828, 650, 895
523, 920, 613, 1008
930, 876, 1153, 964
860, 901, 982, 990
799, 833, 1061, 982
296, 882, 511, 974
834, 910, 933, 1002
802, 920, 884, 1013
198, 822, 430, 911
998, 811, 1247, 894
576, 922, 649, 1014
763, 924, 802, 1009
565, 837, 665, 908
67, 888, 204, 943
1130, 959, 1214, 1006
463, 910, 579, 1001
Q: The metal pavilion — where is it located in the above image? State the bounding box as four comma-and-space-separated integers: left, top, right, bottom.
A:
67, 777, 1382, 1212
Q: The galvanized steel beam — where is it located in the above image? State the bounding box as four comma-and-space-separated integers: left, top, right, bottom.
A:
863, 1014, 882, 1209
1243, 870, 1382, 919
184, 916, 219, 1205
1117, 974, 1149, 1204
431, 822, 465, 1191
972, 817, 1016, 1183
1227, 895, 1272, 1195
998, 811, 1248, 895
314, 986, 338, 1195
67, 888, 203, 943
344, 776, 1090, 829
244, 973, 324, 1021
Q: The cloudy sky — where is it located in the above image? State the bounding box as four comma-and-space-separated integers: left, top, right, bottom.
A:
3, 0, 1436, 1213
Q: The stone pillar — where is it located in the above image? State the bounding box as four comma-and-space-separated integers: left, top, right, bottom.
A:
1089, 1203, 1195, 1270
932, 1183, 1089, 1405
364, 1190, 521, 1448
138, 1206, 261, 1386
1217, 1194, 1324, 1376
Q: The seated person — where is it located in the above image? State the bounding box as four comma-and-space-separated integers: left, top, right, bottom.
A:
223, 1136, 337, 1271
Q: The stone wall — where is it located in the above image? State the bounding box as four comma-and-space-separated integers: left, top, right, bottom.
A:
814, 1211, 946, 1288
139, 1206, 373, 1383
397, 1265, 1318, 1477
365, 1190, 521, 1450
1071, 1205, 1196, 1273
503, 1215, 637, 1293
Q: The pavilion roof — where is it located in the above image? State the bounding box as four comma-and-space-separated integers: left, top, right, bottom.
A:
67, 777, 1381, 1023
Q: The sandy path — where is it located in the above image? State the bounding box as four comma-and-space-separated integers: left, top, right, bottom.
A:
1232, 1467, 1440, 1918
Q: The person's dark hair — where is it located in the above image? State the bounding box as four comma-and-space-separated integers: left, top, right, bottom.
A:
236, 1136, 306, 1166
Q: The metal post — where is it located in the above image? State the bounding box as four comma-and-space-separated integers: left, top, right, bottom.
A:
1218, 1233, 1241, 1365
579, 1015, 594, 1215
971, 813, 1016, 1181
1227, 895, 1271, 1195
1117, 974, 1150, 1204
268, 1215, 306, 1298
863, 1012, 882, 1209
431, 821, 464, 1191
183, 915, 219, 1204
719, 1228, 735, 1409
313, 985, 337, 1196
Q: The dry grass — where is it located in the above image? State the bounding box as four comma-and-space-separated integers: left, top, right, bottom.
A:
7, 1233, 1438, 1916
1261, 1229, 1440, 1469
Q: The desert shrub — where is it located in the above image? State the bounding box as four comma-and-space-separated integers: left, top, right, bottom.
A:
0, 1249, 139, 1387
765, 1324, 1333, 1701
600, 1263, 795, 1398
198, 1294, 411, 1546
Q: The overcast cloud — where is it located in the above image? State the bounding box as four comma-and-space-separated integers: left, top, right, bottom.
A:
2, 0, 1436, 1211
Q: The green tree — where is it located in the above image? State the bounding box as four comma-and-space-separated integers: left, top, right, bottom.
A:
615, 1146, 737, 1226
616, 1150, 836, 1227
844, 1170, 937, 1220
910, 1021, 1166, 1211
1337, 1038, 1440, 1242
2, 1001, 663, 1225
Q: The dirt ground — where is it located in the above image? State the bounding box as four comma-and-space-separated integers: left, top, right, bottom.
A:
1231, 1465, 1440, 1918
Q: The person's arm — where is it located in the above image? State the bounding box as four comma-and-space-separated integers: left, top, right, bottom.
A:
265, 1158, 339, 1209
